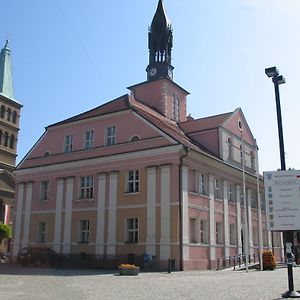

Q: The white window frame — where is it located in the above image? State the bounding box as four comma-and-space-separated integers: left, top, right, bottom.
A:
37, 222, 46, 243
105, 125, 116, 146
216, 222, 223, 244
200, 219, 208, 244
127, 170, 139, 193
78, 220, 90, 243
64, 134, 73, 153
126, 218, 138, 243
85, 130, 94, 149
79, 176, 94, 199
199, 173, 207, 195
40, 180, 50, 201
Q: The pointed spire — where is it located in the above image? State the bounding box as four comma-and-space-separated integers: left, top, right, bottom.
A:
146, 0, 174, 81
0, 40, 14, 99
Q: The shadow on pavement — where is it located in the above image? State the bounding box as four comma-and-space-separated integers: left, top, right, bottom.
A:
0, 263, 117, 277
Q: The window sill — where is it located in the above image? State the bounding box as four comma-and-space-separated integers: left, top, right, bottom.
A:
38, 199, 49, 203
124, 241, 138, 244
77, 241, 90, 244
189, 191, 209, 198
125, 192, 140, 196
76, 198, 94, 202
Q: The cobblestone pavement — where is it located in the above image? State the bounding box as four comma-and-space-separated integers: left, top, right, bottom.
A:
1, 263, 300, 300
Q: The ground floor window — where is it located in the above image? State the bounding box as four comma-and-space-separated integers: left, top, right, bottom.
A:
78, 220, 90, 243
229, 223, 237, 245
216, 222, 223, 244
126, 218, 138, 243
37, 222, 46, 243
200, 220, 208, 244
189, 218, 197, 243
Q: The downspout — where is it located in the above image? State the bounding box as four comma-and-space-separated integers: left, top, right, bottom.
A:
179, 146, 189, 271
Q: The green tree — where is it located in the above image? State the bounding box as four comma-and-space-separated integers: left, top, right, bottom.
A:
0, 223, 12, 243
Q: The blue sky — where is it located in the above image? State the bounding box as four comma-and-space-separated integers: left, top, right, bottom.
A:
1, 0, 300, 172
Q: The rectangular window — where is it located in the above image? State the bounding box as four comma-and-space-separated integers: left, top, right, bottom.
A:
214, 178, 220, 199
40, 180, 50, 200
216, 222, 223, 244
200, 220, 208, 244
126, 218, 138, 243
189, 218, 197, 243
37, 222, 46, 243
251, 193, 257, 208
127, 170, 139, 193
199, 174, 207, 195
105, 125, 116, 146
229, 224, 237, 245
228, 183, 234, 202
79, 176, 94, 199
252, 227, 258, 246
85, 130, 94, 149
64, 134, 73, 153
78, 220, 90, 243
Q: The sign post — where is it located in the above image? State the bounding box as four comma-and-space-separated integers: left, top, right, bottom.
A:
264, 170, 300, 298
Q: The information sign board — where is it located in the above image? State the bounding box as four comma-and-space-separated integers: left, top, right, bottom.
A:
264, 170, 300, 231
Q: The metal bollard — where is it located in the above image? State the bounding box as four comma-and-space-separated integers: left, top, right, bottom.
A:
168, 258, 172, 273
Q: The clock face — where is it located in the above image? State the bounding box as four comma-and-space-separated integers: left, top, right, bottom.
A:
149, 67, 157, 76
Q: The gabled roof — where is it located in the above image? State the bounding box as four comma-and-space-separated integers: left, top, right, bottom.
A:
130, 98, 216, 155
47, 95, 130, 128
179, 112, 232, 133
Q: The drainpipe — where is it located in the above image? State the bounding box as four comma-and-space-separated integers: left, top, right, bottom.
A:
179, 146, 189, 271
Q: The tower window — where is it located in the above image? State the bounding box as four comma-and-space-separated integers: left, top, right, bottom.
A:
9, 134, 14, 149
0, 105, 5, 118
4, 132, 8, 147
7, 108, 11, 121
172, 95, 179, 121
12, 111, 17, 124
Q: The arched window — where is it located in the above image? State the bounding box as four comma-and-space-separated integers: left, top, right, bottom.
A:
228, 137, 233, 160
4, 132, 8, 147
44, 151, 51, 157
7, 108, 11, 121
130, 135, 140, 142
9, 134, 15, 149
12, 111, 17, 124
0, 105, 5, 118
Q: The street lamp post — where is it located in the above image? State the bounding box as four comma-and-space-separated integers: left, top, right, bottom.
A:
265, 66, 300, 298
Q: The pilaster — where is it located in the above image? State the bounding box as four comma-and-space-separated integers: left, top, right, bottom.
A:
21, 182, 33, 248
53, 178, 64, 253
209, 175, 216, 260
223, 180, 230, 257
160, 165, 171, 260
146, 167, 157, 256
62, 177, 74, 254
96, 173, 106, 255
107, 172, 118, 255
12, 183, 25, 256
247, 189, 254, 256
236, 185, 242, 254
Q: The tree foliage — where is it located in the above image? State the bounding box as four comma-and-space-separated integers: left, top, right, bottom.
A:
0, 223, 12, 241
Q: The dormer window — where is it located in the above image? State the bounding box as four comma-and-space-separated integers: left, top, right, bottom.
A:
172, 95, 179, 121
130, 135, 140, 142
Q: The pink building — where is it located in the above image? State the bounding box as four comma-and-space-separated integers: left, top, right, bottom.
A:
12, 0, 283, 270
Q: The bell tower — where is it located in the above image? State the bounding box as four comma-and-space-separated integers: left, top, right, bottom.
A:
146, 0, 174, 81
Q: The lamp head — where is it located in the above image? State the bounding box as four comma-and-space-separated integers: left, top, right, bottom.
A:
265, 66, 279, 78
277, 75, 286, 85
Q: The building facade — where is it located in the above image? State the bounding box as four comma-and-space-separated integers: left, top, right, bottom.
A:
0, 40, 22, 227
12, 0, 283, 269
